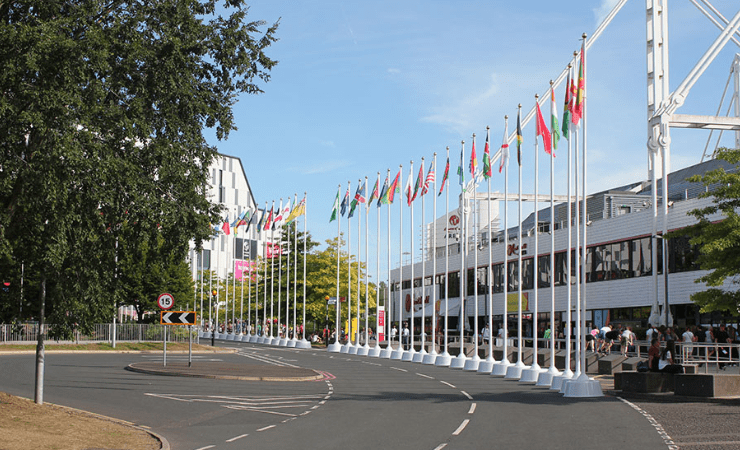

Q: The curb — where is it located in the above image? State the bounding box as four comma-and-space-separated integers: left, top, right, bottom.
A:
125, 364, 325, 382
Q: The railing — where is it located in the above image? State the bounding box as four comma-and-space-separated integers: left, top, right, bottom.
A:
0, 323, 198, 345
680, 342, 740, 373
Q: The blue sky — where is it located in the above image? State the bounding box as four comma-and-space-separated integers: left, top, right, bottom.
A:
209, 0, 740, 262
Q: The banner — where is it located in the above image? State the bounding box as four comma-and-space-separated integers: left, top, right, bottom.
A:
506, 292, 529, 313
235, 260, 257, 281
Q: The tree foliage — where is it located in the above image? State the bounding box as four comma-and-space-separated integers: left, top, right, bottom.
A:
0, 1, 278, 337
671, 148, 740, 314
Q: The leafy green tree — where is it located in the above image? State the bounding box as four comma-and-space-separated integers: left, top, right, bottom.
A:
670, 148, 740, 314
0, 1, 277, 403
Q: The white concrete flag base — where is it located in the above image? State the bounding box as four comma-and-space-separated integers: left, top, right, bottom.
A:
339, 344, 350, 353
356, 344, 370, 356
536, 366, 561, 387
401, 348, 416, 362
449, 354, 467, 369
477, 356, 496, 374
278, 338, 289, 347
240, 334, 249, 342
560, 370, 581, 393
549, 369, 574, 391
202, 331, 212, 339
518, 364, 545, 383
295, 339, 312, 349
286, 338, 297, 348
491, 360, 511, 377
248, 335, 259, 343
504, 362, 529, 379
269, 337, 281, 345
226, 333, 236, 341
379, 345, 393, 358
327, 342, 342, 353
463, 354, 481, 371
435, 352, 452, 367
412, 348, 427, 363
562, 374, 604, 398
367, 345, 382, 357
256, 336, 266, 344
390, 348, 405, 360
422, 350, 438, 365
347, 344, 359, 355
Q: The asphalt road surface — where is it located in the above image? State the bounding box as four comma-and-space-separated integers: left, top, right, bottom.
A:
1, 342, 676, 450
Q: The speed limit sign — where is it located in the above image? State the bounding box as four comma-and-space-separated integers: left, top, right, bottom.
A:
157, 293, 174, 310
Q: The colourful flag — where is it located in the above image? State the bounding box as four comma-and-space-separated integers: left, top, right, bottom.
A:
222, 214, 231, 235
536, 101, 552, 155
230, 214, 239, 228
330, 189, 340, 222
263, 204, 274, 231
411, 164, 423, 202
499, 120, 509, 173
469, 137, 477, 178
483, 129, 492, 179
245, 209, 256, 232
516, 109, 523, 166
573, 42, 585, 126
378, 173, 389, 207
438, 156, 450, 196
368, 176, 380, 206
421, 160, 435, 196
287, 196, 306, 223
272, 199, 286, 230
562, 70, 572, 140
349, 181, 364, 218
551, 87, 560, 152
457, 146, 465, 188
340, 186, 350, 216
256, 208, 267, 231
383, 169, 400, 204
405, 165, 414, 206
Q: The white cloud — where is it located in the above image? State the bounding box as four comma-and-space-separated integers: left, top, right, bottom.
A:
387, 68, 400, 74
319, 140, 336, 148
594, 0, 620, 25
419, 72, 500, 134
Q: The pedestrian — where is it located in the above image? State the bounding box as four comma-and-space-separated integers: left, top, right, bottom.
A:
681, 326, 695, 361
648, 338, 661, 372
621, 326, 634, 356
658, 340, 684, 373
402, 322, 410, 350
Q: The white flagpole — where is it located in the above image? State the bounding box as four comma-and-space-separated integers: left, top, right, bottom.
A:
329, 186, 342, 352
437, 147, 451, 367
284, 197, 292, 346
350, 179, 362, 354
480, 127, 497, 373
414, 158, 427, 363
296, 192, 311, 349
391, 165, 404, 360
247, 241, 253, 340
465, 136, 481, 372
380, 170, 393, 358
342, 181, 352, 354
506, 104, 528, 379
225, 213, 230, 337
291, 193, 298, 346
200, 248, 204, 331
239, 223, 244, 337
277, 199, 285, 345
261, 201, 268, 343
572, 73, 582, 380
493, 116, 511, 376
452, 141, 467, 369
361, 177, 371, 355
403, 161, 417, 362
521, 96, 542, 383
424, 154, 439, 365
369, 173, 382, 357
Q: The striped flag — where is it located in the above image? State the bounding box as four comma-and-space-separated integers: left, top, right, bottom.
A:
378, 173, 390, 206
330, 189, 340, 222
551, 87, 560, 152
340, 187, 350, 216
573, 41, 585, 126
536, 100, 552, 155
405, 165, 414, 206
421, 160, 435, 196
457, 145, 465, 188
438, 155, 450, 196
499, 120, 509, 173
411, 163, 423, 202
368, 175, 380, 206
383, 169, 400, 204
469, 137, 478, 178
562, 69, 572, 140
483, 129, 492, 179
516, 108, 523, 166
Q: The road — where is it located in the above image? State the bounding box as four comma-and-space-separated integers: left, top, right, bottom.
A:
0, 342, 672, 449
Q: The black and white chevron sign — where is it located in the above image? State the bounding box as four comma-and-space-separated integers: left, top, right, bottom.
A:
160, 311, 197, 325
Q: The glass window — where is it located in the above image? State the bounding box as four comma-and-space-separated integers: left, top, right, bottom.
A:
538, 254, 550, 288
492, 263, 504, 293
477, 267, 488, 293
402, 280, 411, 289
507, 260, 518, 292
522, 258, 534, 290
668, 235, 700, 273
447, 271, 460, 298
554, 251, 567, 286
616, 241, 631, 279
632, 237, 652, 277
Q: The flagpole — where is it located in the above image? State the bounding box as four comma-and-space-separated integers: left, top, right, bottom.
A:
451, 141, 467, 370
369, 173, 382, 357
480, 127, 497, 373
437, 147, 451, 367
493, 116, 511, 376
413, 158, 427, 363
239, 223, 245, 338
349, 179, 362, 354
295, 193, 311, 349
403, 161, 416, 362
361, 176, 371, 355
269, 201, 277, 344
424, 154, 439, 365
200, 248, 205, 332
276, 199, 285, 345
521, 95, 542, 383
341, 181, 352, 354
506, 104, 528, 379
289, 194, 298, 347
329, 186, 342, 352
284, 198, 292, 346
225, 213, 231, 338
391, 165, 404, 360
380, 169, 393, 358
570, 58, 583, 383
465, 136, 481, 372
565, 33, 602, 397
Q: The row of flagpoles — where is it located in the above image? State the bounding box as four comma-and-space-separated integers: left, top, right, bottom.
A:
325, 34, 603, 397
198, 192, 311, 349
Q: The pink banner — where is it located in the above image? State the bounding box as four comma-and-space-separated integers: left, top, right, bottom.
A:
235, 260, 257, 281
377, 310, 385, 341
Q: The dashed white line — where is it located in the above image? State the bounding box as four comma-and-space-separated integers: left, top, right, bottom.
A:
440, 381, 456, 388
194, 446, 215, 450
225, 434, 249, 443
468, 403, 477, 414
452, 419, 470, 436
433, 444, 448, 450
390, 367, 408, 372
460, 390, 473, 400
416, 373, 434, 379
257, 425, 276, 432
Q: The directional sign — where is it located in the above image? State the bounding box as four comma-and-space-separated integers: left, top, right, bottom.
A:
157, 293, 175, 310
160, 311, 197, 325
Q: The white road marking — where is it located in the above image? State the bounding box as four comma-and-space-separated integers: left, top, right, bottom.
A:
433, 444, 448, 450
617, 397, 678, 450
257, 425, 276, 432
460, 391, 473, 400
440, 381, 456, 388
225, 434, 249, 443
452, 419, 470, 436
390, 367, 408, 372
468, 403, 476, 414
416, 373, 434, 379
194, 446, 215, 450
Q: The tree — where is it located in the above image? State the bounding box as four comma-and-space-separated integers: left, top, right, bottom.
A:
670, 148, 740, 314
0, 1, 278, 403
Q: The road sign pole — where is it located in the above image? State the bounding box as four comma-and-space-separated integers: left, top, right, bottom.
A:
188, 325, 192, 368
163, 326, 167, 367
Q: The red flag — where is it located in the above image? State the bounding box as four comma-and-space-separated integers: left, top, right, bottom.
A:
536, 101, 552, 155
573, 42, 585, 126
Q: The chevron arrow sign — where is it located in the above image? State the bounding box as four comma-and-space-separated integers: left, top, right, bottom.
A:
160, 311, 197, 325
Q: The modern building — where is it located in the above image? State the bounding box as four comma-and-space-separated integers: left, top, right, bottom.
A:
389, 158, 737, 336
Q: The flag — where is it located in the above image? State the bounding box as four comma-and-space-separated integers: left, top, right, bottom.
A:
411, 164, 423, 202
256, 208, 267, 231
330, 189, 340, 222
230, 214, 239, 228
516, 109, 523, 166
236, 210, 249, 228
404, 165, 414, 206
573, 42, 585, 126
469, 137, 477, 178
245, 209, 256, 232
275, 198, 290, 224
551, 87, 560, 152
340, 186, 350, 216
349, 181, 364, 218
536, 101, 552, 155
287, 196, 306, 223
562, 69, 572, 140
421, 160, 435, 196
222, 215, 231, 235
438, 156, 449, 196
263, 205, 273, 230
368, 176, 380, 206
383, 169, 400, 204
272, 199, 286, 230
457, 147, 465, 188
378, 173, 389, 207
499, 120, 509, 173
483, 129, 492, 179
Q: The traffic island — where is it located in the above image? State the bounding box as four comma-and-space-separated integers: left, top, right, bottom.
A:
126, 361, 324, 382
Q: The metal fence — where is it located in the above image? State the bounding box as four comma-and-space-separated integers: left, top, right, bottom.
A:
0, 323, 198, 345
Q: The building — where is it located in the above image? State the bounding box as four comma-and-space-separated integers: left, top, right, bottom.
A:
389, 158, 737, 336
